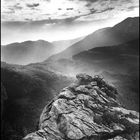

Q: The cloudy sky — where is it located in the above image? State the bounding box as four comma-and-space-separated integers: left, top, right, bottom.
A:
1, 0, 139, 45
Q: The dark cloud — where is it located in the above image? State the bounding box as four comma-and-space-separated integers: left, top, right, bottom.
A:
2, 16, 81, 30
104, 0, 130, 1
83, 0, 135, 7
2, 0, 139, 25
83, 0, 138, 16
97, 7, 114, 13
79, 0, 98, 2
26, 3, 40, 8
68, 0, 98, 5
89, 8, 97, 14
66, 8, 74, 10
14, 4, 22, 10
7, 7, 15, 13
86, 3, 92, 7
128, 5, 139, 10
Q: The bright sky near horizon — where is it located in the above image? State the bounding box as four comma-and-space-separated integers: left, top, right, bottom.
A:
1, 0, 139, 45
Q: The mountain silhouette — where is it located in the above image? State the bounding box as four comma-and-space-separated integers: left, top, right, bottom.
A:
1, 40, 55, 65
47, 17, 139, 61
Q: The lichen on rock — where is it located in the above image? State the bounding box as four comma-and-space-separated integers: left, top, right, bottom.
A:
23, 74, 139, 140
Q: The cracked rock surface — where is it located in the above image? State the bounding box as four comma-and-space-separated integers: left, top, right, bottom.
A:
23, 74, 139, 140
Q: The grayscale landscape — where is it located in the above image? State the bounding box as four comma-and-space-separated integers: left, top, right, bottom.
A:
1, 0, 139, 140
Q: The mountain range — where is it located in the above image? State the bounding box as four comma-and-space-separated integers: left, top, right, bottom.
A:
1, 38, 83, 65
1, 17, 139, 140
1, 17, 139, 65
47, 17, 139, 61
1, 40, 55, 65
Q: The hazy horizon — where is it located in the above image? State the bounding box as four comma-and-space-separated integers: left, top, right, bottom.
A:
1, 0, 139, 45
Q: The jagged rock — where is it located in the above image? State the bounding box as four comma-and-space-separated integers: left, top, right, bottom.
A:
76, 73, 93, 85
23, 74, 139, 140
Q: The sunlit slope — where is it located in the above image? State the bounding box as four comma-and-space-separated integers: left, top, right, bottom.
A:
47, 17, 139, 61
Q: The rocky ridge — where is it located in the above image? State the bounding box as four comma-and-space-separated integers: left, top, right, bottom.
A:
23, 74, 139, 140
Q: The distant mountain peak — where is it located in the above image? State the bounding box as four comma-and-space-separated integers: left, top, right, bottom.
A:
114, 17, 139, 29
125, 16, 139, 21
1, 39, 55, 65
46, 17, 139, 62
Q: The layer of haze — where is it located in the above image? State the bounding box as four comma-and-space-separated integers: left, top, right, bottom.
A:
1, 0, 139, 45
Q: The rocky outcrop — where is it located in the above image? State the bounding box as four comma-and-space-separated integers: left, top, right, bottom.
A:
23, 74, 139, 140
